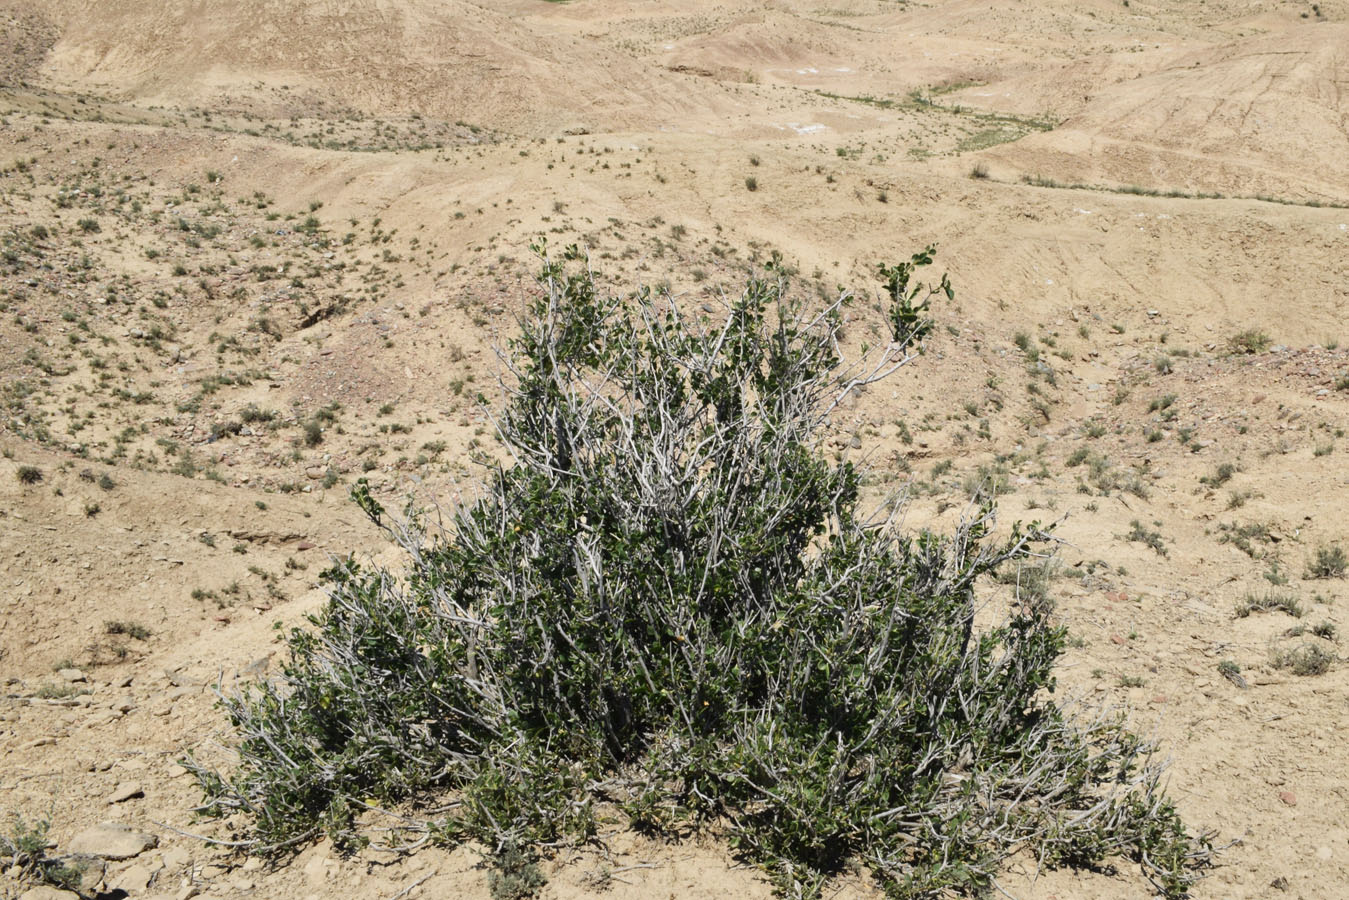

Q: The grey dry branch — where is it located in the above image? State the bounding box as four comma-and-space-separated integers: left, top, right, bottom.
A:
189, 246, 1213, 898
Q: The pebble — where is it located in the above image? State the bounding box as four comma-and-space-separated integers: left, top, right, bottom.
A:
57, 668, 87, 683
68, 822, 158, 859
1316, 846, 1333, 861
1279, 791, 1297, 806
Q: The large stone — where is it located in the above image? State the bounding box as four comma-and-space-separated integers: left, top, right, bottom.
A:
18, 887, 80, 900
68, 822, 158, 859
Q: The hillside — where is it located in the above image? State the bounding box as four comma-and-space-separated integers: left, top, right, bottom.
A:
2, 1, 1347, 898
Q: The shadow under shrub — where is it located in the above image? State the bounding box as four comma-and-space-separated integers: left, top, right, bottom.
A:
190, 246, 1214, 897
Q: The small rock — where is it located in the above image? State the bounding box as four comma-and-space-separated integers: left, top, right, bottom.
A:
108, 782, 145, 804
111, 862, 153, 893
1316, 846, 1333, 861
1279, 791, 1297, 806
161, 846, 192, 870
69, 822, 158, 859
67, 854, 105, 893
57, 668, 86, 683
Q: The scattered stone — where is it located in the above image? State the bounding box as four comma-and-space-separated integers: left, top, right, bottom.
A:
57, 668, 86, 683
108, 782, 145, 804
69, 822, 158, 859
1278, 791, 1297, 807
1315, 846, 1333, 861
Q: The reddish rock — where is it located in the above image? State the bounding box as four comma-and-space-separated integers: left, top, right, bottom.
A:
1279, 791, 1297, 807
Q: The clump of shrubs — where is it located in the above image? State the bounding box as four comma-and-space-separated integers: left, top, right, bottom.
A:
190, 247, 1214, 898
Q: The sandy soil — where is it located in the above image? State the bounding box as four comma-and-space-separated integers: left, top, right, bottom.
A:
1, 1, 1346, 898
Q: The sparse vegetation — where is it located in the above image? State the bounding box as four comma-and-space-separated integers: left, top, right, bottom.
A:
1227, 329, 1272, 355
1, 811, 82, 893
1235, 591, 1304, 619
1271, 643, 1334, 676
1125, 520, 1168, 556
1306, 545, 1347, 579
105, 620, 152, 640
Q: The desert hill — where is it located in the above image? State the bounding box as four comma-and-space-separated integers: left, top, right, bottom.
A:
1, 1, 1347, 899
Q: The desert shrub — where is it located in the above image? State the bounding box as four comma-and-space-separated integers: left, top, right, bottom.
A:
190, 247, 1213, 898
1306, 544, 1347, 579
0, 811, 81, 891
1227, 329, 1271, 355
1235, 591, 1304, 619
15, 465, 42, 484
1271, 643, 1335, 676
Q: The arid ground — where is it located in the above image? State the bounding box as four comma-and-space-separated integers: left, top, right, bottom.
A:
2, 1, 1347, 898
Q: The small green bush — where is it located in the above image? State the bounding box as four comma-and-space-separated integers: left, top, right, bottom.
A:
1306, 545, 1347, 579
1235, 591, 1304, 619
1227, 329, 1272, 355
191, 248, 1213, 898
1, 811, 82, 891
16, 465, 42, 484
105, 620, 152, 640
1271, 643, 1334, 676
